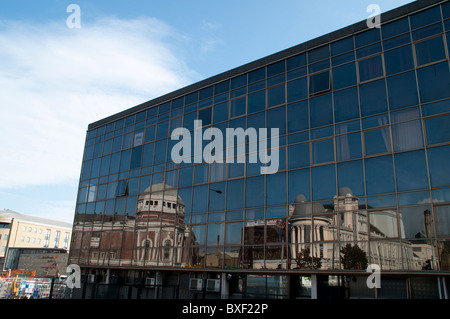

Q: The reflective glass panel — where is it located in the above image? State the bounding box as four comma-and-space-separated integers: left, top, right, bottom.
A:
287, 100, 309, 133
268, 84, 285, 107
309, 71, 330, 95
391, 120, 424, 152
358, 55, 383, 82
365, 155, 395, 195
417, 62, 450, 103
312, 164, 336, 200
336, 132, 362, 161
424, 114, 450, 145
227, 179, 245, 210
310, 93, 333, 128
246, 175, 265, 208
399, 205, 433, 239
384, 45, 414, 75
359, 79, 388, 117
312, 138, 334, 164
288, 168, 310, 202
427, 145, 450, 188
435, 205, 450, 236
287, 77, 308, 102
248, 90, 266, 114
415, 36, 446, 66
266, 172, 287, 206
364, 127, 391, 155
333, 87, 359, 123
288, 142, 310, 169
395, 150, 429, 191
332, 62, 357, 90
386, 71, 419, 110
337, 160, 364, 196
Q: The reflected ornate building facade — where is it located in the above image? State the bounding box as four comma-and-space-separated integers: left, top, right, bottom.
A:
69, 0, 450, 299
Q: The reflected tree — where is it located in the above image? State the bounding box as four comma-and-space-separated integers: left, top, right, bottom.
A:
340, 244, 368, 270
295, 247, 322, 270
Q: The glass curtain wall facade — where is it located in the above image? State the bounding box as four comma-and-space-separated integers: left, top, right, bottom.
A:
69, 0, 450, 299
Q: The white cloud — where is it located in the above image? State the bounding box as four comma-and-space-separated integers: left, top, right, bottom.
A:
0, 17, 199, 189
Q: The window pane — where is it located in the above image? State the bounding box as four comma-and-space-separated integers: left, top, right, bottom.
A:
116, 180, 128, 196
417, 62, 450, 103
248, 90, 266, 114
230, 97, 246, 118
267, 60, 285, 77
359, 79, 388, 117
227, 179, 245, 210
395, 150, 429, 191
383, 33, 411, 50
355, 28, 380, 48
287, 100, 308, 133
312, 164, 336, 200
336, 132, 362, 161
119, 149, 131, 172
194, 163, 209, 184
213, 102, 228, 124
415, 36, 446, 66
427, 145, 450, 188
266, 172, 287, 206
198, 107, 212, 126
391, 120, 424, 152
142, 143, 154, 167
267, 106, 286, 136
312, 138, 334, 164
130, 146, 142, 170
358, 55, 383, 82
364, 127, 391, 155
337, 160, 364, 196
331, 36, 354, 56
246, 175, 265, 208
310, 93, 333, 128
225, 222, 243, 245
193, 185, 208, 213
268, 84, 285, 107
435, 205, 450, 236
154, 139, 167, 164
308, 45, 329, 63
384, 45, 414, 75
287, 53, 306, 70
288, 168, 310, 202
382, 17, 409, 39
332, 62, 357, 90
387, 71, 419, 110
287, 77, 308, 102
288, 143, 310, 169
412, 22, 443, 41
425, 114, 450, 145
178, 166, 193, 187
100, 155, 110, 176
156, 120, 169, 140
309, 71, 330, 95
365, 155, 395, 195
209, 182, 225, 211
334, 87, 360, 122
410, 6, 442, 30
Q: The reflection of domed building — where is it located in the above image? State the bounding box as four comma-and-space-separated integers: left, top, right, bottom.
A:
133, 183, 196, 267
71, 183, 197, 268
288, 187, 431, 270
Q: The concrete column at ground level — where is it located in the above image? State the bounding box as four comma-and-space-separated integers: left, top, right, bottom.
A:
221, 273, 229, 299
311, 274, 317, 299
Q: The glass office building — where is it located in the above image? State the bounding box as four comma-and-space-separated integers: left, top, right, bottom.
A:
69, 0, 450, 299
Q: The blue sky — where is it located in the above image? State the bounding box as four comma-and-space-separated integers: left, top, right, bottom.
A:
0, 0, 413, 223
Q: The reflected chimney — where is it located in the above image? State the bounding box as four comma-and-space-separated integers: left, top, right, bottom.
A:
424, 209, 432, 238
